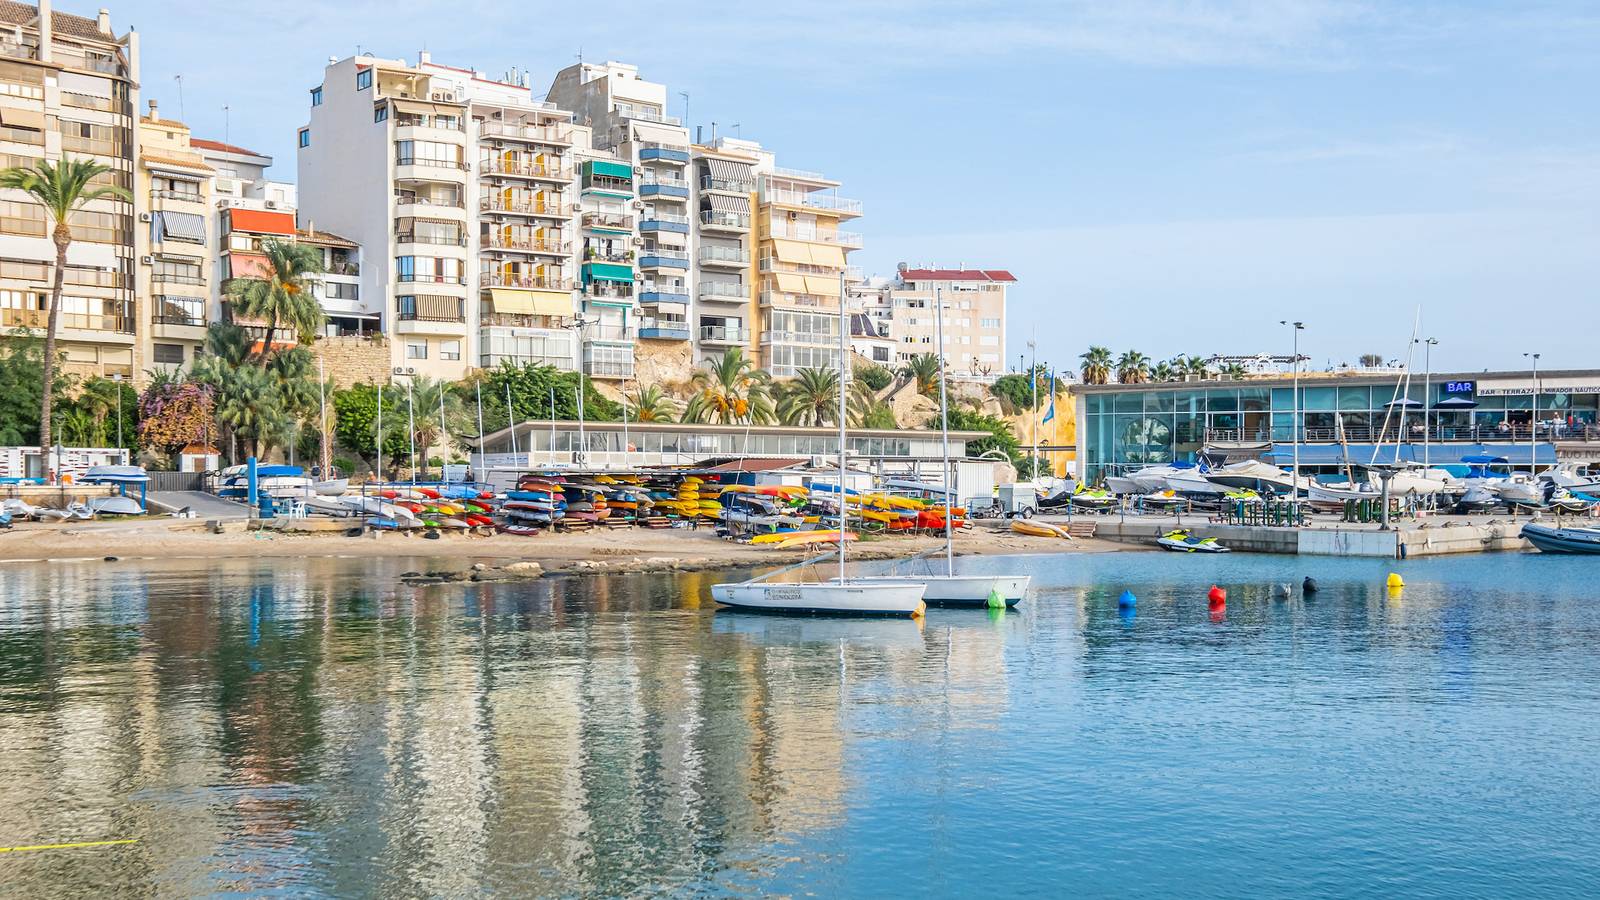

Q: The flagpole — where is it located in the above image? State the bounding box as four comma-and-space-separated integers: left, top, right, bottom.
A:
475, 381, 486, 484
437, 382, 448, 482
406, 379, 417, 485
318, 357, 330, 477
505, 382, 517, 462
376, 383, 384, 485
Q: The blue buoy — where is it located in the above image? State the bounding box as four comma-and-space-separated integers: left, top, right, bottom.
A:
1118, 589, 1136, 608
1302, 576, 1320, 595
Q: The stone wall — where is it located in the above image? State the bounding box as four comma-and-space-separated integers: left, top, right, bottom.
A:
311, 335, 392, 388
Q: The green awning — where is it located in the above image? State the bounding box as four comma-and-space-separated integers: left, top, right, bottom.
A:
584, 160, 633, 180
584, 262, 634, 283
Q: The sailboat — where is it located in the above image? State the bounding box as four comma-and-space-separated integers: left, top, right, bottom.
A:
838, 283, 1031, 607
711, 272, 928, 617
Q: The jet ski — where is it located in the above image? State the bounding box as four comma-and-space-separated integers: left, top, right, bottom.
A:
1156, 529, 1231, 553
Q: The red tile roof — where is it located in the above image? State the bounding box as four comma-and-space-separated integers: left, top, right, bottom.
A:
0, 1, 109, 41
900, 268, 1017, 283
191, 137, 267, 159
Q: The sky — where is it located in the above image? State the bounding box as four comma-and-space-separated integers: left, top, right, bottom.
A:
108, 0, 1599, 374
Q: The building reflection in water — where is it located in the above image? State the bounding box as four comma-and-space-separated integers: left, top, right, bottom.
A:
0, 558, 1012, 895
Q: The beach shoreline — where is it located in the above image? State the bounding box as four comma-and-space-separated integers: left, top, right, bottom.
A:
0, 519, 1126, 571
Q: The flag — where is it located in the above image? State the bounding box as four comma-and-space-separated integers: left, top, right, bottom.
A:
1041, 374, 1056, 423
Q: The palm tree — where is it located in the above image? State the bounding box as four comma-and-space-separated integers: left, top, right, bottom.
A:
624, 384, 679, 422
1116, 350, 1151, 384
1181, 354, 1211, 379
898, 353, 943, 397
1221, 362, 1249, 379
0, 157, 131, 451
682, 347, 774, 424
847, 378, 896, 429
1151, 360, 1175, 383
224, 238, 325, 363
1079, 346, 1113, 385
214, 364, 287, 461
775, 367, 838, 427
403, 376, 466, 476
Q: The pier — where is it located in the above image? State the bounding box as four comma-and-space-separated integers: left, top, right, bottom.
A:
1076, 515, 1534, 558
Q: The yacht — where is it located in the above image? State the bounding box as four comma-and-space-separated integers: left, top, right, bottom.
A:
1544, 461, 1600, 495
1202, 459, 1310, 496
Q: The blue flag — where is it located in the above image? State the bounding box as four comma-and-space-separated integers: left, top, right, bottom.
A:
1041, 374, 1056, 423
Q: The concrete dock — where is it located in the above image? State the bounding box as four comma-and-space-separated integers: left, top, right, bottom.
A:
1054, 513, 1540, 558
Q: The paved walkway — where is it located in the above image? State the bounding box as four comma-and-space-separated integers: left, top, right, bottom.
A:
147, 491, 249, 519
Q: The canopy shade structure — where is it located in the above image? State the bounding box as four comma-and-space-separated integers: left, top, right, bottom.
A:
491, 289, 569, 316
1384, 398, 1425, 408
705, 193, 751, 214
156, 211, 206, 243
1433, 396, 1480, 409
584, 160, 633, 180
1267, 442, 1556, 466
704, 158, 754, 181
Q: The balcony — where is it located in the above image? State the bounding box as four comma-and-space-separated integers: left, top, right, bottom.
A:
582, 358, 635, 380
581, 211, 634, 233
580, 175, 633, 197
760, 290, 834, 309
616, 107, 680, 126
639, 213, 690, 234
397, 295, 466, 331
480, 196, 570, 219
698, 281, 748, 303
764, 223, 863, 247
699, 246, 750, 268
639, 286, 690, 305
582, 323, 637, 343
397, 273, 467, 286
638, 142, 691, 163
152, 189, 204, 205
3, 305, 134, 335
327, 262, 362, 277
480, 273, 572, 291
762, 188, 863, 216
394, 156, 469, 182
699, 210, 750, 232
639, 178, 690, 200
699, 324, 746, 344
396, 231, 468, 248
700, 174, 754, 194
479, 121, 573, 145
480, 158, 571, 182
639, 248, 690, 269
152, 271, 205, 287
639, 317, 691, 341
583, 284, 635, 303
396, 195, 467, 220
481, 234, 569, 255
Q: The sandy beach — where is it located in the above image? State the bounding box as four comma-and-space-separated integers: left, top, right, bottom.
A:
0, 517, 1125, 571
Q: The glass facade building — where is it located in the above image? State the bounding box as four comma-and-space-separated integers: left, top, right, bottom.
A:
1076, 371, 1600, 482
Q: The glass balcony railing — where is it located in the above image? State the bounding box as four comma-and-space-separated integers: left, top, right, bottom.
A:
699, 246, 750, 266
699, 210, 751, 230
699, 324, 745, 343
479, 121, 573, 144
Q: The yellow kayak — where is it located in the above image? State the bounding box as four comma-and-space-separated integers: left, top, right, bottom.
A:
1011, 520, 1072, 539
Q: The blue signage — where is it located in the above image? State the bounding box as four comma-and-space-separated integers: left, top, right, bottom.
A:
1445, 380, 1475, 395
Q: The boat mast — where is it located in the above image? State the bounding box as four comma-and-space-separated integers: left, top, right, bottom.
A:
933, 285, 954, 576
838, 270, 849, 585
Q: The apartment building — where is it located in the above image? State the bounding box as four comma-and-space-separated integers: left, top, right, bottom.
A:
0, 1, 138, 380
891, 267, 1012, 378
548, 60, 696, 376
754, 164, 862, 377
846, 278, 895, 366
134, 100, 213, 375
690, 140, 757, 363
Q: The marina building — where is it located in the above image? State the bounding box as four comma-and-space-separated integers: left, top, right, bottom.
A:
0, 0, 138, 379
1073, 368, 1600, 484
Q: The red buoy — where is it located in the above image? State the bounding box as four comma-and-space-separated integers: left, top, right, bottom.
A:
1208, 585, 1227, 605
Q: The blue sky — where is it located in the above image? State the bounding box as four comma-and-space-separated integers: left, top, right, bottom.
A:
112, 0, 1598, 373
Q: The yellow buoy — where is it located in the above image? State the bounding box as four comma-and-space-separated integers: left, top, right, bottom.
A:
1386, 573, 1404, 588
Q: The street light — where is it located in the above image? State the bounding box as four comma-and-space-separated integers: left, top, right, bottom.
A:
1415, 338, 1437, 467
1524, 352, 1541, 474
1280, 321, 1305, 494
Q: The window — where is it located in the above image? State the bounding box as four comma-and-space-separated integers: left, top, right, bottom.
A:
310, 86, 323, 106
153, 295, 204, 326
152, 343, 184, 364
374, 105, 388, 123
324, 281, 358, 301
395, 140, 462, 168
298, 128, 310, 148
981, 317, 1000, 328
405, 340, 427, 360
0, 200, 46, 236
440, 340, 461, 361
72, 209, 129, 244
397, 294, 464, 322
356, 68, 373, 91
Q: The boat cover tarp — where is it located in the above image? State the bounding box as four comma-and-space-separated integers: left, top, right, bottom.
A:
1266, 442, 1556, 466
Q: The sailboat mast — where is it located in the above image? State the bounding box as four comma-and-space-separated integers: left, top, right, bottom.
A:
838, 270, 848, 585
933, 285, 954, 576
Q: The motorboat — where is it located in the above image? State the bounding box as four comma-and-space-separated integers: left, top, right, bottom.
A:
87, 496, 142, 516
1522, 522, 1600, 554
1129, 461, 1202, 494
1547, 490, 1595, 515
1544, 462, 1600, 495
64, 502, 94, 521
1156, 529, 1231, 553
1203, 459, 1308, 496
83, 465, 148, 483
1103, 473, 1144, 496
301, 495, 359, 517
1455, 485, 1500, 512
1166, 470, 1229, 498
1492, 473, 1546, 507
313, 478, 349, 496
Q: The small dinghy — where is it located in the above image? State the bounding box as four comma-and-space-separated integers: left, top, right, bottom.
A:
88, 495, 143, 516
1157, 529, 1231, 553
2, 498, 39, 520
64, 502, 95, 521
1521, 522, 1600, 554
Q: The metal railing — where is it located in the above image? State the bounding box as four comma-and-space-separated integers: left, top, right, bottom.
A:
770, 166, 830, 182
762, 189, 862, 214
700, 175, 754, 193
582, 211, 634, 230
480, 121, 573, 143
637, 140, 691, 154
482, 197, 570, 216
759, 291, 831, 309
396, 232, 467, 246
480, 235, 567, 253
698, 281, 747, 299
153, 189, 203, 202
396, 273, 467, 285
699, 210, 750, 229
396, 296, 465, 323
2, 307, 134, 333
152, 272, 205, 285
763, 224, 862, 246
699, 324, 745, 343
699, 246, 749, 265
395, 156, 469, 170
640, 212, 690, 225
396, 195, 465, 210
639, 248, 690, 261
481, 159, 571, 179
327, 262, 361, 276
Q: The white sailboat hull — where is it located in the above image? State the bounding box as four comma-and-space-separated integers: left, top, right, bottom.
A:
711, 582, 927, 617
840, 574, 1031, 606
1104, 476, 1143, 496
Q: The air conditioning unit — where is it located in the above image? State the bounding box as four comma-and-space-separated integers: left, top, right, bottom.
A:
431, 91, 456, 103
137, 212, 151, 222
571, 202, 583, 212
633, 166, 644, 176
217, 198, 231, 208
140, 255, 153, 265
405, 366, 417, 375
264, 200, 278, 209
632, 200, 645, 210
631, 237, 644, 246
393, 366, 418, 376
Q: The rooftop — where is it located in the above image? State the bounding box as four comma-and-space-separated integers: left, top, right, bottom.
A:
1071, 368, 1600, 394
191, 137, 270, 161
0, 1, 113, 41
899, 268, 1017, 283
296, 227, 358, 249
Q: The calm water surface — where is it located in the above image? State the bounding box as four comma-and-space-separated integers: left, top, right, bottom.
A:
2, 550, 1600, 897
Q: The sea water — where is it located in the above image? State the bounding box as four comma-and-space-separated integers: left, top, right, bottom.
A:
1, 551, 1598, 896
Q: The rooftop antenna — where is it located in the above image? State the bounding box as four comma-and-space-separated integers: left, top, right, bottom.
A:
222, 104, 229, 143
731, 122, 741, 138
679, 90, 689, 132
173, 74, 183, 120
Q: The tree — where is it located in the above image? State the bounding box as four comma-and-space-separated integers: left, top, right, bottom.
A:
213, 364, 288, 460
775, 367, 839, 427
1359, 352, 1384, 367
474, 362, 620, 432
62, 375, 138, 452
847, 378, 896, 429
398, 376, 467, 477
1180, 354, 1211, 379
898, 353, 943, 398
223, 238, 325, 363
138, 379, 217, 455
1221, 362, 1248, 379
1079, 346, 1113, 385
990, 365, 1051, 412
854, 362, 892, 392
331, 382, 408, 467
1151, 360, 1175, 383
682, 347, 774, 424
624, 384, 679, 422
939, 406, 1023, 465
0, 329, 47, 444
1116, 350, 1151, 384
0, 157, 131, 450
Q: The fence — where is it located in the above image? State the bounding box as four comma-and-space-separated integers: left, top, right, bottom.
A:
147, 471, 206, 493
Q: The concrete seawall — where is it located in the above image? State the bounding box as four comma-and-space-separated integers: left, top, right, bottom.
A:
1090, 519, 1530, 558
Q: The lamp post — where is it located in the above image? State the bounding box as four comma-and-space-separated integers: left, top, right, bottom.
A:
1416, 338, 1437, 467
1280, 321, 1304, 494
1523, 352, 1541, 474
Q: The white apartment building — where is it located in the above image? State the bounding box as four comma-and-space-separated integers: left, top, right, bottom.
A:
690, 139, 757, 363
849, 265, 1014, 379
0, 1, 139, 380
